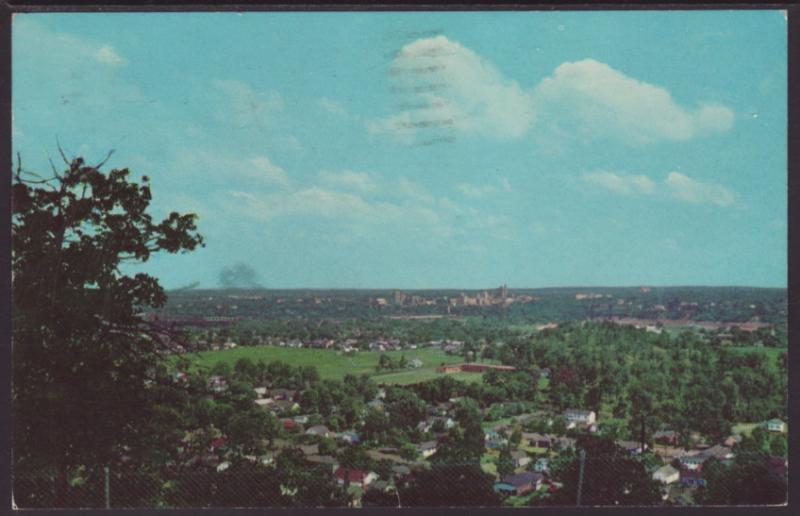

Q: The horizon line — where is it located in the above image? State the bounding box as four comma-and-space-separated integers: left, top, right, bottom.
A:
166, 284, 787, 292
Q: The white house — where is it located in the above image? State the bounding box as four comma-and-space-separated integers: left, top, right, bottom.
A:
652, 465, 680, 484
419, 441, 438, 458
564, 409, 596, 429
510, 450, 532, 468
764, 419, 786, 433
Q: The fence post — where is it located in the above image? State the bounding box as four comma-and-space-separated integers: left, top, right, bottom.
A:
576, 449, 586, 507
103, 466, 110, 509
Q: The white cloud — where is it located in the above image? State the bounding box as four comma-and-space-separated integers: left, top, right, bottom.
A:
95, 45, 126, 66
583, 170, 734, 207
250, 156, 290, 187
319, 170, 378, 193
318, 97, 347, 117
583, 171, 656, 195
534, 59, 734, 144
225, 168, 514, 246
664, 171, 735, 206
396, 177, 435, 204
368, 35, 535, 143
457, 177, 513, 198
368, 37, 734, 147
457, 183, 495, 198
212, 79, 283, 130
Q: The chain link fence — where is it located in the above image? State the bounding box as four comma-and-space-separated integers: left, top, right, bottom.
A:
12, 451, 788, 508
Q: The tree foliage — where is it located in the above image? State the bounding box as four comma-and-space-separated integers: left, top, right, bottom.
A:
12, 154, 203, 489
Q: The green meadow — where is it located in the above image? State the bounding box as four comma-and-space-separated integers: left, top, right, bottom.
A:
185, 345, 477, 385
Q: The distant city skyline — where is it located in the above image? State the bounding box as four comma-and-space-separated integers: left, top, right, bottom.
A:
12, 11, 788, 289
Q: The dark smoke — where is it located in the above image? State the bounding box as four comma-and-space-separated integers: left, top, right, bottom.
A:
218, 262, 263, 289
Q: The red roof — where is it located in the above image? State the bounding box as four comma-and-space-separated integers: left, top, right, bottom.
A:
209, 438, 226, 449
281, 419, 296, 429
334, 467, 368, 483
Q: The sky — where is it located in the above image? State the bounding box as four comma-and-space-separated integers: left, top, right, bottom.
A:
12, 10, 788, 289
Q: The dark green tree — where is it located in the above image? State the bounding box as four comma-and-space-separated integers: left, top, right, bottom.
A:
12, 154, 203, 503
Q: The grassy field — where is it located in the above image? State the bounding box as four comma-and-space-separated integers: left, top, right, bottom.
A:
732, 422, 761, 437
186, 345, 484, 385
726, 346, 784, 365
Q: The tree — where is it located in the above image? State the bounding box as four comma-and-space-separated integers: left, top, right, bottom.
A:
12, 154, 203, 503
497, 446, 515, 478
545, 435, 663, 506
399, 464, 500, 506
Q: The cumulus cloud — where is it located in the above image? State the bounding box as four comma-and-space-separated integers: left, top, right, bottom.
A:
95, 45, 126, 66
664, 171, 735, 206
368, 36, 734, 147
368, 35, 535, 143
534, 59, 734, 144
583, 171, 656, 195
227, 170, 514, 245
250, 156, 290, 187
319, 170, 378, 193
457, 177, 513, 197
583, 170, 734, 207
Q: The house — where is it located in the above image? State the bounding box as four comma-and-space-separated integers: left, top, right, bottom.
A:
271, 400, 300, 414
408, 359, 423, 368
654, 429, 680, 446
510, 450, 531, 468
391, 464, 411, 478
271, 389, 296, 401
485, 438, 507, 450
337, 431, 361, 444
253, 386, 268, 397
280, 418, 297, 431
702, 444, 734, 462
254, 398, 273, 408
494, 471, 544, 496
533, 457, 550, 473
418, 441, 438, 458
679, 468, 706, 487
333, 467, 378, 488
436, 364, 463, 373
564, 409, 596, 428
208, 438, 227, 454
678, 451, 709, 471
551, 436, 576, 450
723, 434, 743, 448
523, 432, 552, 449
763, 419, 786, 433
652, 465, 680, 484
299, 444, 319, 456
293, 415, 310, 424
616, 440, 648, 454
305, 425, 332, 438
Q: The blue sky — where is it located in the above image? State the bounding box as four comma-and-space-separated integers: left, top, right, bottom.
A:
12, 10, 787, 289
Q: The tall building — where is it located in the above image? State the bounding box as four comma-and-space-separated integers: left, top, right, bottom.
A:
498, 284, 509, 299
393, 290, 407, 305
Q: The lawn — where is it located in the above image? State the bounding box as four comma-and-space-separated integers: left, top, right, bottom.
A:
185, 345, 479, 384
726, 346, 784, 365
732, 422, 761, 437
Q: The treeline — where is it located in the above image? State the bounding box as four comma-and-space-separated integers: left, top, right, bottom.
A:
162, 286, 787, 324
489, 322, 787, 444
